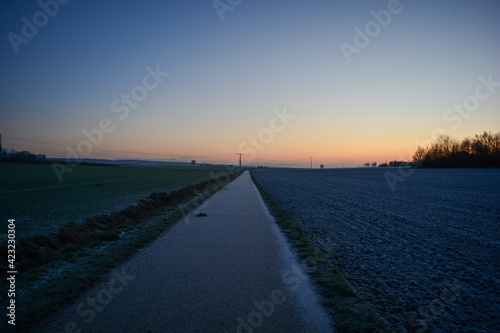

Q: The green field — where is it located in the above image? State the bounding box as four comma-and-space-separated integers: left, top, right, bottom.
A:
0, 162, 229, 238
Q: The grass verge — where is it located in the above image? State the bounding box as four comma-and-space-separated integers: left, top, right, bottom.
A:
0, 171, 241, 332
250, 172, 393, 333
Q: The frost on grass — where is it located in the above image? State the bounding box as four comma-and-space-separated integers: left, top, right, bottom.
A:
252, 168, 500, 332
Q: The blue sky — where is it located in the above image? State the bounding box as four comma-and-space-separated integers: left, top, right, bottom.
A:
1, 0, 499, 167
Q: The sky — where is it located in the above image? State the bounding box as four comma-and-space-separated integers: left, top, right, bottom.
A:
1, 0, 499, 167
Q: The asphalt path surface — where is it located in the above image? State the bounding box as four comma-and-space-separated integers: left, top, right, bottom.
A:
39, 171, 333, 332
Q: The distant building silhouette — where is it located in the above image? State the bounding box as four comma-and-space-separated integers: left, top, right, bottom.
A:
0, 135, 47, 162
320, 164, 324, 169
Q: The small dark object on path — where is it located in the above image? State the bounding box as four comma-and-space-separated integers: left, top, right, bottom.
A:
195, 212, 208, 217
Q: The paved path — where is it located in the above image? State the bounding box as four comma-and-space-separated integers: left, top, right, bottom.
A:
40, 171, 333, 332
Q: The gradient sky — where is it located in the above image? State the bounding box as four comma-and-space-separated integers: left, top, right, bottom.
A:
1, 0, 499, 167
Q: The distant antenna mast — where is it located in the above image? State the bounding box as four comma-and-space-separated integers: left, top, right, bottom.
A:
237, 153, 243, 171
310, 157, 312, 169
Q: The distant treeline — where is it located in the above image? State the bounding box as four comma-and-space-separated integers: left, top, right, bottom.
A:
412, 131, 500, 168
0, 150, 46, 161
0, 151, 121, 167
379, 161, 409, 167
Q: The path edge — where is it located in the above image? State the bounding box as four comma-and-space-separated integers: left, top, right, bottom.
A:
250, 171, 394, 333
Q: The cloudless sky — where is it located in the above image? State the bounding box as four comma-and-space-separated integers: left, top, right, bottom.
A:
1, 0, 499, 167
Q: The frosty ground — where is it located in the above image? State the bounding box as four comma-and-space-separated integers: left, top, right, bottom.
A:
252, 168, 499, 332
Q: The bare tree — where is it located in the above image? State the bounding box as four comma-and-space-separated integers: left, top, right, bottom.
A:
412, 146, 427, 162
472, 132, 489, 155
460, 137, 472, 154
493, 132, 500, 155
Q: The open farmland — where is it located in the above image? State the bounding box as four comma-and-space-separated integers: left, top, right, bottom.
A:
252, 168, 500, 332
0, 163, 228, 238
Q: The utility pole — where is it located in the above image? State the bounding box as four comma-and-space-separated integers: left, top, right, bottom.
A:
310, 157, 312, 169
237, 153, 243, 171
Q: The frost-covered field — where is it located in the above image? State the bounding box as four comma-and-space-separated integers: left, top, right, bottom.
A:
252, 168, 500, 332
